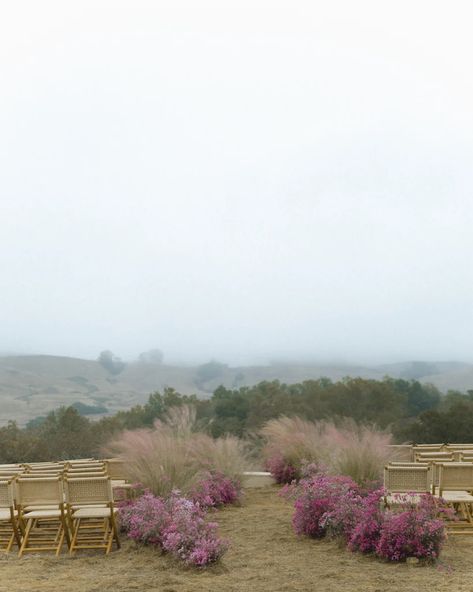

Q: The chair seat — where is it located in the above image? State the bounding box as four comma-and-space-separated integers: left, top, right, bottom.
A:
71, 504, 107, 510
72, 507, 115, 519
112, 481, 131, 488
437, 491, 473, 502
23, 509, 62, 519
0, 509, 17, 520
24, 505, 60, 511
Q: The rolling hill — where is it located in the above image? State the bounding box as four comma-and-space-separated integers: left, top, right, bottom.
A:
0, 355, 472, 426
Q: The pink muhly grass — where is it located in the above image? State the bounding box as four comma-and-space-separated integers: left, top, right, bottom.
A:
261, 416, 326, 481
323, 420, 393, 487
261, 416, 394, 486
264, 455, 300, 484
104, 405, 247, 499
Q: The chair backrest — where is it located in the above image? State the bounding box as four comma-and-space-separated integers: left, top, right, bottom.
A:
104, 460, 128, 480
387, 445, 414, 462
413, 444, 445, 452
438, 463, 473, 495
15, 477, 64, 507
415, 451, 454, 463
0, 469, 23, 477
65, 472, 107, 479
384, 465, 431, 493
65, 477, 113, 506
0, 480, 14, 509
19, 472, 62, 479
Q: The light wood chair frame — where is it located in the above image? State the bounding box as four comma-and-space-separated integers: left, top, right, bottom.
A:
16, 477, 70, 557
65, 477, 120, 555
0, 480, 22, 553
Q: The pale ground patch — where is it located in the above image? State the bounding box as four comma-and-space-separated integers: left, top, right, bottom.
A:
0, 487, 471, 592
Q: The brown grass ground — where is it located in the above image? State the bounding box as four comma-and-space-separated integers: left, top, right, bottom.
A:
1, 487, 472, 592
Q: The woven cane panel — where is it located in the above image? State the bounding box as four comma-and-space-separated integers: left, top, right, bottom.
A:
16, 479, 62, 505
106, 461, 127, 480
67, 479, 111, 504
385, 467, 430, 493
440, 465, 473, 490
0, 482, 12, 508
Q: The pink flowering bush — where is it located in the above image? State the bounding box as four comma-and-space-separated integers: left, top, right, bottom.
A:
290, 472, 360, 538
347, 488, 385, 553
288, 475, 451, 563
321, 489, 366, 542
375, 494, 452, 562
161, 494, 229, 566
189, 471, 241, 509
119, 490, 229, 567
265, 455, 300, 484
119, 491, 168, 545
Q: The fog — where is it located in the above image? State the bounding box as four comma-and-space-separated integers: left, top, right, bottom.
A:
1, 1, 472, 366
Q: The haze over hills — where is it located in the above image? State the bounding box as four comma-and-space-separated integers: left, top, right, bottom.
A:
0, 355, 472, 427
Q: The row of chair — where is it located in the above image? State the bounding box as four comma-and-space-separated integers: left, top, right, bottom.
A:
384, 462, 473, 533
0, 475, 121, 556
0, 459, 131, 493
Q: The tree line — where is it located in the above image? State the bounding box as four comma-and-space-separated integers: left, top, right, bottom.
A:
1, 377, 473, 463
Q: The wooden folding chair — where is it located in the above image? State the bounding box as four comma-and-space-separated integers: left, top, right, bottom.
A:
0, 480, 21, 553
104, 459, 133, 501
65, 477, 120, 555
436, 462, 473, 534
16, 477, 70, 557
384, 465, 431, 507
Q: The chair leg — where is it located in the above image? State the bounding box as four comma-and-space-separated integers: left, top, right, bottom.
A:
69, 518, 80, 555
55, 527, 65, 557
61, 514, 71, 549
111, 515, 121, 550
11, 518, 22, 550
5, 532, 15, 553
18, 519, 33, 558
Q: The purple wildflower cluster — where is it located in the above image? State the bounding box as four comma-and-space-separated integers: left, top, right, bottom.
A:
189, 471, 241, 509
119, 491, 229, 567
288, 471, 450, 562
264, 455, 300, 484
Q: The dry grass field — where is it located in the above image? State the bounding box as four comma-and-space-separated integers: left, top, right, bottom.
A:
0, 487, 472, 592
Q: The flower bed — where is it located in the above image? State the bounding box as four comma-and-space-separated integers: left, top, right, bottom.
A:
285, 469, 451, 563
119, 490, 229, 567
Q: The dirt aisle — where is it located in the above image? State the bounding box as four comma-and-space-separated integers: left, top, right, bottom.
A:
0, 488, 471, 592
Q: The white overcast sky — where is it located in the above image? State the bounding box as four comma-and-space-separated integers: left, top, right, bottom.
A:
1, 1, 472, 365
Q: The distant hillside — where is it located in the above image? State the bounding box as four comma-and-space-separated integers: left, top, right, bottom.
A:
0, 355, 472, 426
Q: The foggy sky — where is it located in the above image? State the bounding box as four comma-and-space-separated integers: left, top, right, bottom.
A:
1, 1, 473, 365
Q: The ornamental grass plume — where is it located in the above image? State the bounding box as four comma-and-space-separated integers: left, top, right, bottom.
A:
105, 405, 248, 498
261, 416, 327, 483
262, 416, 394, 485
324, 419, 393, 486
